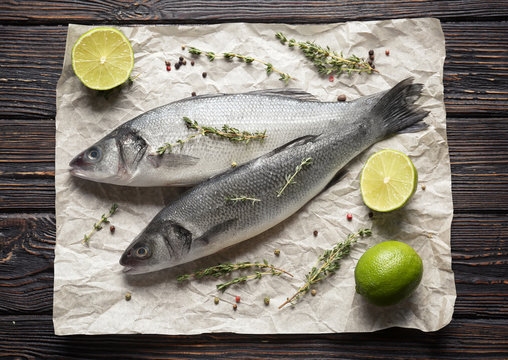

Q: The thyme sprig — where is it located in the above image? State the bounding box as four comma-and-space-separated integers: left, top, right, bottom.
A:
177, 260, 293, 293
82, 203, 119, 247
275, 32, 377, 76
279, 228, 372, 309
188, 46, 294, 83
225, 196, 261, 204
277, 157, 312, 197
156, 117, 267, 155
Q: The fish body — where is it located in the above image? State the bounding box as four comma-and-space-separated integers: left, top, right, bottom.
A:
120, 78, 428, 274
70, 89, 389, 186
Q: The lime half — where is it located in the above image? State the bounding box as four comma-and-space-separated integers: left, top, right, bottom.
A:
72, 27, 134, 90
360, 149, 417, 212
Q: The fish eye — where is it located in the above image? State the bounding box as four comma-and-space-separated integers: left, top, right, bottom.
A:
86, 147, 102, 162
135, 245, 151, 259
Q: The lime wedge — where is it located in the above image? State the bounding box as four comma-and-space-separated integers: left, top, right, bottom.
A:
71, 27, 134, 90
360, 149, 418, 212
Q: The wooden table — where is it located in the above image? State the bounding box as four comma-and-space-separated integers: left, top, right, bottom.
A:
1, 1, 507, 358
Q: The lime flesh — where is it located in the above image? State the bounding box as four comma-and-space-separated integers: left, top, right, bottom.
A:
360, 149, 417, 212
72, 27, 134, 90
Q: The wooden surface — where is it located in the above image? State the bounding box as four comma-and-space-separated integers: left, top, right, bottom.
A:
0, 1, 507, 359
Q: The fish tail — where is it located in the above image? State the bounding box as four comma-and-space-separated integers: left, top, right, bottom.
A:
371, 77, 429, 136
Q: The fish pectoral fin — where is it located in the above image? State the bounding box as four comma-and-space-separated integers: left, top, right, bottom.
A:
244, 89, 319, 102
193, 218, 237, 246
146, 153, 200, 168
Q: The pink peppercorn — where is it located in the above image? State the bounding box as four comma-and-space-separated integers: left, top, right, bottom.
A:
347, 213, 353, 221
235, 296, 241, 303
329, 75, 334, 82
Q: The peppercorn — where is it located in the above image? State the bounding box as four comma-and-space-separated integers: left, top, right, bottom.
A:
125, 292, 131, 301
313, 230, 318, 237
328, 75, 334, 82
182, 59, 187, 65
337, 94, 347, 102
311, 289, 317, 296
264, 297, 270, 306
110, 225, 115, 233
385, 49, 390, 56
191, 60, 195, 66
347, 213, 353, 221
368, 59, 373, 66
202, 72, 207, 78
233, 304, 237, 311
179, 56, 184, 62
175, 63, 180, 70
368, 211, 374, 218
191, 91, 196, 97
166, 65, 171, 71
421, 184, 426, 191
181, 45, 186, 50
369, 54, 375, 61
274, 249, 280, 256
368, 49, 374, 56
214, 297, 219, 305
235, 295, 241, 303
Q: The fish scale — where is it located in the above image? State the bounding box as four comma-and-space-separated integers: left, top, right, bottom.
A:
69, 89, 383, 186
120, 78, 428, 274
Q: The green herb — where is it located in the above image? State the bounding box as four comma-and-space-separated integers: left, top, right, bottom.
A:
156, 117, 267, 155
277, 157, 312, 197
188, 46, 294, 83
225, 195, 261, 205
279, 228, 372, 309
82, 203, 119, 247
178, 260, 293, 293
264, 297, 270, 305
275, 32, 377, 76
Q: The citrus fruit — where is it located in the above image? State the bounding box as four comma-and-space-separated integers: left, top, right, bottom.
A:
355, 241, 423, 306
360, 149, 417, 212
71, 27, 134, 90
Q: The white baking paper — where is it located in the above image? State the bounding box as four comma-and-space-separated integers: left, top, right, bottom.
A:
54, 18, 455, 335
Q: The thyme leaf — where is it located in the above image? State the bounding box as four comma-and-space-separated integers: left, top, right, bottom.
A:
177, 261, 293, 293
156, 117, 267, 155
188, 46, 295, 83
275, 32, 377, 76
277, 157, 312, 197
225, 196, 261, 205
82, 203, 118, 247
279, 228, 372, 309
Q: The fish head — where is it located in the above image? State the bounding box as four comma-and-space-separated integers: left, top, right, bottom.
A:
120, 218, 192, 274
69, 128, 148, 184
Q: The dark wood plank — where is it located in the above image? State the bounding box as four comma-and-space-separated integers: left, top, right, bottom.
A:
0, 315, 507, 359
1, 117, 506, 211
0, 213, 506, 317
1, 0, 508, 25
0, 23, 507, 119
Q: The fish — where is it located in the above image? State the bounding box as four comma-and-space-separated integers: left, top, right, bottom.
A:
120, 78, 428, 274
70, 86, 414, 187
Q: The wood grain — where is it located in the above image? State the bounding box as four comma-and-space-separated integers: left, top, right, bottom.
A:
0, 315, 507, 359
0, 213, 506, 317
1, 0, 508, 24
0, 23, 507, 118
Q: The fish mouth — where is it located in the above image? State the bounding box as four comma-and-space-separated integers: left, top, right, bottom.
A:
69, 152, 93, 178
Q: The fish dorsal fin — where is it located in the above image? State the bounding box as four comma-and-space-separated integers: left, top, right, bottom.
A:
243, 88, 319, 102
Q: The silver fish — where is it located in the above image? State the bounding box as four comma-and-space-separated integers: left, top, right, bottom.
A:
120, 78, 428, 274
70, 87, 405, 187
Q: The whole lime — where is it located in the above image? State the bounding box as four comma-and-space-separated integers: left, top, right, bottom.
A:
354, 241, 423, 306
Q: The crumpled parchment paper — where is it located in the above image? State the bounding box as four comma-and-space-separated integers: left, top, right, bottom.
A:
54, 18, 455, 335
